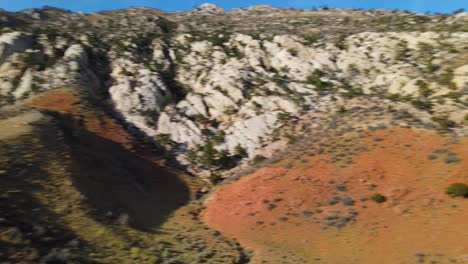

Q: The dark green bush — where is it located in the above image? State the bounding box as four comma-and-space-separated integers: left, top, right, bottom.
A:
371, 193, 387, 203
446, 183, 468, 197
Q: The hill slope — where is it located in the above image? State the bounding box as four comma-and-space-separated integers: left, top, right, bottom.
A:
0, 3, 467, 263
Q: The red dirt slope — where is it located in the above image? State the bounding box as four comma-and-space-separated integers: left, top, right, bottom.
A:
203, 127, 468, 264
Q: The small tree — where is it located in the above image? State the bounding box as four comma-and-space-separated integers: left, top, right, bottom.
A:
446, 183, 468, 197
217, 149, 235, 169
200, 141, 218, 169
212, 131, 226, 145
234, 144, 248, 159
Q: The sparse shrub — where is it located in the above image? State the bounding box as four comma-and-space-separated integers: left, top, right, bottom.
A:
416, 80, 432, 97
335, 34, 348, 50
207, 33, 231, 47
252, 155, 266, 165
22, 53, 46, 70
340, 81, 363, 98
306, 69, 333, 92
371, 193, 387, 203
209, 173, 222, 184
276, 112, 291, 124
335, 183, 347, 191
445, 152, 460, 164
395, 40, 411, 61
31, 83, 42, 92
223, 105, 237, 115
337, 106, 347, 114
411, 99, 433, 111
212, 131, 225, 145
431, 115, 456, 131
287, 48, 298, 57
304, 34, 319, 45
156, 134, 174, 146
341, 197, 355, 206
446, 183, 468, 197
199, 140, 218, 169
285, 134, 297, 144
437, 68, 455, 87
185, 149, 198, 164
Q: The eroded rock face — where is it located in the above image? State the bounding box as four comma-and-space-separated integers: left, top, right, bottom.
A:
0, 5, 467, 174
108, 59, 170, 137
0, 32, 34, 63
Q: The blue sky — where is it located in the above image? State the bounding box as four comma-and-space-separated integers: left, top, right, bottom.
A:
0, 0, 466, 14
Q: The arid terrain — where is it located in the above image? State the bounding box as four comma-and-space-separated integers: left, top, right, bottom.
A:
0, 3, 467, 264
204, 119, 468, 263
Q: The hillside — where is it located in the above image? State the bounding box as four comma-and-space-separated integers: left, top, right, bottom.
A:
0, 3, 467, 263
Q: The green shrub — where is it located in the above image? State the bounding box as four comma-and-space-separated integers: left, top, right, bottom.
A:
371, 193, 387, 203
446, 183, 468, 197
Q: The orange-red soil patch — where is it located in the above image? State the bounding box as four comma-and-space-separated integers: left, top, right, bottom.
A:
203, 127, 468, 263
23, 88, 82, 113
24, 89, 130, 146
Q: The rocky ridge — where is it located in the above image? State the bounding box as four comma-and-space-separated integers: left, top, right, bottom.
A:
0, 4, 467, 180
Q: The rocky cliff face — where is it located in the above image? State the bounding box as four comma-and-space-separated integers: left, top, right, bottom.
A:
1, 4, 467, 178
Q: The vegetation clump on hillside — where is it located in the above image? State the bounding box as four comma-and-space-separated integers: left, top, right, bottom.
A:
371, 193, 387, 203
446, 183, 468, 197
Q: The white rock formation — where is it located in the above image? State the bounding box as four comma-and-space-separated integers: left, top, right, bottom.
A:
194, 3, 225, 15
